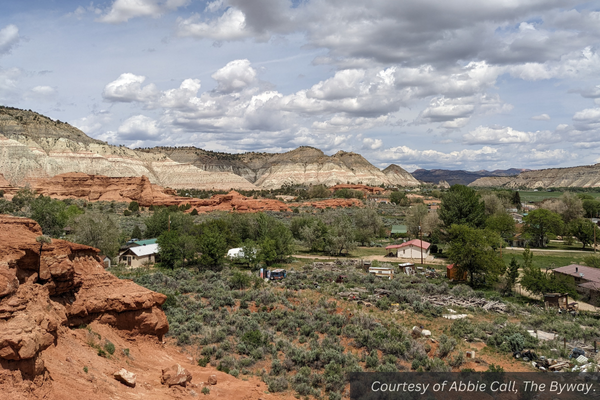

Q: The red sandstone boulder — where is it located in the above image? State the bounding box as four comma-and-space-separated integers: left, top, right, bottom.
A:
161, 364, 192, 387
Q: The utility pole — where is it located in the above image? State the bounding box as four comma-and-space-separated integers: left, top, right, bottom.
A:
419, 224, 423, 265
595, 222, 597, 253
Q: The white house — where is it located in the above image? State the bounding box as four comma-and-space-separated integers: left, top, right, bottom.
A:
119, 243, 159, 268
385, 239, 431, 259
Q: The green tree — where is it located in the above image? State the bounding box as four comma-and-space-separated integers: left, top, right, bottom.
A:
446, 224, 505, 287
389, 191, 408, 205
197, 225, 227, 270
323, 212, 356, 256
568, 218, 600, 249
31, 196, 83, 237
522, 209, 563, 247
485, 212, 516, 243
582, 199, 600, 218
521, 260, 577, 299
503, 256, 520, 295
583, 254, 600, 268
128, 201, 139, 212
559, 192, 584, 224
481, 194, 505, 216
406, 204, 429, 237
353, 207, 384, 245
157, 231, 183, 269
307, 185, 330, 199
131, 225, 143, 239
512, 191, 522, 210
70, 212, 121, 258
145, 208, 194, 238
438, 185, 486, 228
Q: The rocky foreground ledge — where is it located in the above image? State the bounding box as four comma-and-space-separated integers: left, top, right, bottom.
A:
0, 215, 168, 382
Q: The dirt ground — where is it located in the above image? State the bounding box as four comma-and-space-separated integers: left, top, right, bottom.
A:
4, 322, 297, 400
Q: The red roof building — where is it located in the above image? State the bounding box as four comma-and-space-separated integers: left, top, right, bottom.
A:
385, 239, 430, 259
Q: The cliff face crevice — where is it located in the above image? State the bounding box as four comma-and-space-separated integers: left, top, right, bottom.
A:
0, 215, 169, 382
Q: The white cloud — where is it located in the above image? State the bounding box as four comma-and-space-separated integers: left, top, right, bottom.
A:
378, 145, 500, 168
572, 107, 600, 131
0, 25, 20, 56
462, 126, 546, 145
532, 113, 550, 120
102, 73, 158, 103
211, 59, 257, 93
362, 138, 382, 150
176, 8, 249, 41
98, 0, 190, 24
117, 115, 162, 140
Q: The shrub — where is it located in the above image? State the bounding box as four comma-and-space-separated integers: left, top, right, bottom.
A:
198, 356, 210, 367
437, 335, 456, 358
230, 368, 239, 377
266, 376, 289, 392
201, 386, 210, 395
83, 366, 88, 373
103, 340, 115, 355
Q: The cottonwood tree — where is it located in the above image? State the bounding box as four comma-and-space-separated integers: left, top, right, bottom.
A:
446, 224, 505, 287
485, 212, 516, 243
406, 204, 429, 237
522, 209, 563, 247
568, 218, 600, 249
70, 212, 121, 258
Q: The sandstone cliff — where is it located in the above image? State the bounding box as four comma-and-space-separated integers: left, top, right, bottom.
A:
0, 107, 257, 191
145, 146, 419, 189
468, 164, 600, 189
0, 215, 168, 383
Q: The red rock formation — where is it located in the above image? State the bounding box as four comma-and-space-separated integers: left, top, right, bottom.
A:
183, 190, 290, 214
329, 184, 384, 194
28, 172, 176, 206
0, 215, 168, 382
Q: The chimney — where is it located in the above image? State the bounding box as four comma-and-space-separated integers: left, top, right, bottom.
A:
576, 267, 579, 273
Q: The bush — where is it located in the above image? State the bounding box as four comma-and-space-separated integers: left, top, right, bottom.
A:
436, 335, 456, 358
201, 386, 210, 395
266, 376, 289, 392
103, 340, 115, 355
198, 356, 210, 367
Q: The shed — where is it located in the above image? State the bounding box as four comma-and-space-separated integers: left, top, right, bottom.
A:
446, 264, 467, 281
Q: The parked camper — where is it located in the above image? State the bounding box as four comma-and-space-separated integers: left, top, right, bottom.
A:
270, 269, 287, 280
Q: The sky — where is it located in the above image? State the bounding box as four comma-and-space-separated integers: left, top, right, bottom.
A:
1, 1, 600, 172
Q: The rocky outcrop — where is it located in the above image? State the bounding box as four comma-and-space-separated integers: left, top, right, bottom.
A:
468, 164, 600, 189
185, 191, 290, 213
29, 172, 176, 206
0, 106, 257, 191
0, 215, 168, 381
145, 146, 420, 189
382, 164, 421, 187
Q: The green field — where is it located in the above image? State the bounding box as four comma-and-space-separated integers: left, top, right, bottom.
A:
502, 249, 588, 269
518, 190, 600, 203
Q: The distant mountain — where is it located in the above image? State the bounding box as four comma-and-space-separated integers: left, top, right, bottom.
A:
412, 168, 528, 186
469, 164, 600, 189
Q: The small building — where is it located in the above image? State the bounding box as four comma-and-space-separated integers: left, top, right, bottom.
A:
100, 255, 111, 269
553, 264, 600, 306
385, 239, 430, 259
390, 225, 408, 237
119, 243, 159, 268
446, 264, 467, 281
543, 293, 569, 309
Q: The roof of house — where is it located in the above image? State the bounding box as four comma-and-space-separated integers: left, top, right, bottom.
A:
446, 263, 455, 270
391, 225, 408, 234
129, 243, 159, 257
553, 264, 600, 283
578, 281, 600, 291
133, 238, 158, 246
386, 239, 430, 250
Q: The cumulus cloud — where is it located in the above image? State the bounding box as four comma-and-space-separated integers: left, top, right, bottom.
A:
102, 73, 158, 103
572, 107, 600, 131
0, 25, 20, 56
462, 126, 551, 145
98, 0, 190, 24
211, 59, 257, 93
117, 115, 162, 140
362, 138, 382, 150
378, 145, 500, 168
532, 113, 551, 120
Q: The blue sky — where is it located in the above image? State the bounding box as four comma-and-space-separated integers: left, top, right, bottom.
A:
1, 0, 600, 172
